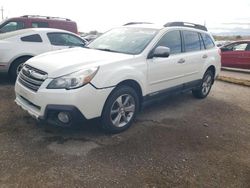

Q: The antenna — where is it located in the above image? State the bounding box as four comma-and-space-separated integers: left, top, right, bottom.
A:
1, 6, 4, 20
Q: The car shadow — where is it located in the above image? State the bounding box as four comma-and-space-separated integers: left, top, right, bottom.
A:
0, 73, 12, 85
35, 92, 195, 136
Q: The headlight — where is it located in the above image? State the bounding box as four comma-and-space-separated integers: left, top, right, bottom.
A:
47, 67, 99, 89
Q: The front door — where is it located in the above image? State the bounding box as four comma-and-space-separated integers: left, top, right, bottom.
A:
147, 30, 185, 93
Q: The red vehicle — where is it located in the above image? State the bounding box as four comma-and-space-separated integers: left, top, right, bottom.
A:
220, 41, 250, 69
0, 15, 78, 34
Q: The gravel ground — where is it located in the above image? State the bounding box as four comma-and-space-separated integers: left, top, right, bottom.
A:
0, 73, 250, 188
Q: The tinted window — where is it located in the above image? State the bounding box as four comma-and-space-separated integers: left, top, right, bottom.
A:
183, 31, 201, 52
201, 33, 215, 49
47, 33, 85, 47
21, 34, 43, 42
156, 30, 182, 54
32, 22, 49, 28
0, 21, 24, 33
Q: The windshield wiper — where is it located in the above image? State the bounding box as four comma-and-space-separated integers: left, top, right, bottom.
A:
95, 48, 120, 53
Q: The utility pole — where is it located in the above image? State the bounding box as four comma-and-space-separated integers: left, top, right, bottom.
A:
1, 6, 3, 20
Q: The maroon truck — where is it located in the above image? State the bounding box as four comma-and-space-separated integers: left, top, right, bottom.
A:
0, 15, 78, 34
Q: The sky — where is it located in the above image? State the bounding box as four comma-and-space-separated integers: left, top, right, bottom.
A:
1, 0, 250, 35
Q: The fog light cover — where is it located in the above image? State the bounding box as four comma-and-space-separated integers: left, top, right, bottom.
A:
58, 112, 70, 124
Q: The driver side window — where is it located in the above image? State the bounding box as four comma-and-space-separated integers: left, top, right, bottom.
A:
0, 21, 24, 33
226, 43, 248, 51
155, 30, 182, 54
232, 43, 248, 51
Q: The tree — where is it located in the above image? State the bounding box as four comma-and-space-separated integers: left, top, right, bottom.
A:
236, 35, 242, 40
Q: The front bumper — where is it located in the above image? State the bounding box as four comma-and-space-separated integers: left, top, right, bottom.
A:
15, 79, 114, 124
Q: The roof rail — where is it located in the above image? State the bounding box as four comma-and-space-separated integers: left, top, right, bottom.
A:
164, 22, 207, 31
123, 22, 153, 26
22, 15, 71, 21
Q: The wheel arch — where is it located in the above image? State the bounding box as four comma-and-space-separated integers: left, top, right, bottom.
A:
101, 79, 144, 116
8, 55, 33, 74
205, 65, 216, 84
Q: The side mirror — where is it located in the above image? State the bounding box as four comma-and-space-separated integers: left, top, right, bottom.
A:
149, 46, 170, 58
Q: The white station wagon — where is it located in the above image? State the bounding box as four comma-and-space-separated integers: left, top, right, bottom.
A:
0, 28, 87, 80
15, 22, 221, 133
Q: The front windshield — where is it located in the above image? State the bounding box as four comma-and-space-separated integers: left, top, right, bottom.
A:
87, 27, 158, 55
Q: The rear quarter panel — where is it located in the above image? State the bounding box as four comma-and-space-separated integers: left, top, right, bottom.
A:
201, 47, 221, 78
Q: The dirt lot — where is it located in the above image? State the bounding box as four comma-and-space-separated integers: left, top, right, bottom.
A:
0, 73, 250, 188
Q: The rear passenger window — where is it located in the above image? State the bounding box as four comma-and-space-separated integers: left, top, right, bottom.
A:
32, 22, 49, 28
21, 34, 43, 42
156, 30, 182, 54
183, 31, 200, 52
201, 33, 215, 49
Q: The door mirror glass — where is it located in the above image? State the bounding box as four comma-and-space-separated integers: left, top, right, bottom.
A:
153, 46, 170, 58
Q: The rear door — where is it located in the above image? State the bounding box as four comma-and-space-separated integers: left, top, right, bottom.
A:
181, 30, 206, 82
47, 32, 87, 51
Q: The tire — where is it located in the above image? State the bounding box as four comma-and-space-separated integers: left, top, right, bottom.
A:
192, 70, 214, 99
101, 86, 139, 133
9, 57, 31, 81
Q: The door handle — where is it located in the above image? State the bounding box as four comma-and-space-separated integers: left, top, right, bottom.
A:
202, 54, 208, 59
177, 58, 185, 64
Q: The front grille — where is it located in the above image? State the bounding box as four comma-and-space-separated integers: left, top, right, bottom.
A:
18, 65, 48, 92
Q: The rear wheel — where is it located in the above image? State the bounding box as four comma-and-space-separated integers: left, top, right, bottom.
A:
192, 70, 214, 99
101, 86, 139, 133
9, 57, 31, 81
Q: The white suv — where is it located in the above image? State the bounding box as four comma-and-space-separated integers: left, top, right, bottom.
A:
15, 22, 221, 133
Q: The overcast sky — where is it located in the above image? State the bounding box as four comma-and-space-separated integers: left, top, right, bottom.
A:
1, 0, 250, 34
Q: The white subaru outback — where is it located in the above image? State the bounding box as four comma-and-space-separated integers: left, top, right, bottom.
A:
15, 22, 221, 133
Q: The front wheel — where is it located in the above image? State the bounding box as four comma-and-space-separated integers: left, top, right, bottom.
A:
101, 86, 139, 133
9, 57, 31, 81
192, 70, 214, 99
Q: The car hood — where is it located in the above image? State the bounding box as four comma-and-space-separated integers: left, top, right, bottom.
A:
25, 47, 134, 78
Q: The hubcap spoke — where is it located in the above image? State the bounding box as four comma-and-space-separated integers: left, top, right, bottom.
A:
116, 96, 123, 107
113, 113, 122, 127
206, 76, 212, 83
122, 114, 128, 123
123, 96, 130, 106
111, 108, 119, 115
124, 104, 135, 112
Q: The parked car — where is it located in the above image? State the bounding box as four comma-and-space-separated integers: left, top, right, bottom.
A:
0, 28, 87, 80
220, 40, 250, 69
215, 40, 231, 47
15, 22, 221, 133
82, 34, 99, 42
0, 15, 78, 34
